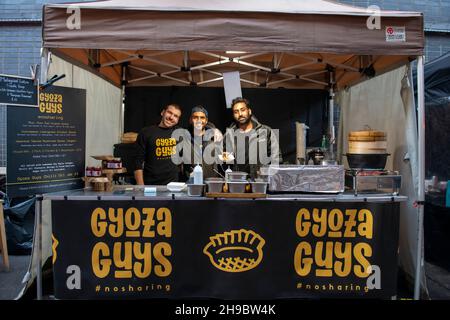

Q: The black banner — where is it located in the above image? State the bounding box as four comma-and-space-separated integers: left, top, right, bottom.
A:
6, 86, 86, 197
0, 74, 37, 107
51, 199, 400, 299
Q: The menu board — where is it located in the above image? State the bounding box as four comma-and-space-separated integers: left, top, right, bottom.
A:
6, 86, 86, 197
0, 74, 38, 107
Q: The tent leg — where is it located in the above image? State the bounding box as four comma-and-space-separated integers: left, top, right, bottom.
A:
40, 48, 49, 84
414, 55, 425, 300
328, 70, 336, 158
36, 196, 43, 300
120, 65, 126, 136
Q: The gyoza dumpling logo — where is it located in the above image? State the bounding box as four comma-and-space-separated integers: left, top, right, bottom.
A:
203, 229, 265, 273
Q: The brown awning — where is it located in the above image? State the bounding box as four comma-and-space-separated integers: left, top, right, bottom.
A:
42, 0, 424, 89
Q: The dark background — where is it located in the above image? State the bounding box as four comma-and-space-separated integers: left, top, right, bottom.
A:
124, 86, 328, 164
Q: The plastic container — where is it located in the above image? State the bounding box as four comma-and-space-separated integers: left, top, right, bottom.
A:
187, 184, 205, 196
225, 167, 233, 181
255, 175, 269, 182
91, 167, 102, 177
106, 159, 122, 169
227, 181, 247, 193
250, 182, 268, 193
228, 171, 248, 180
193, 164, 203, 185
206, 180, 224, 193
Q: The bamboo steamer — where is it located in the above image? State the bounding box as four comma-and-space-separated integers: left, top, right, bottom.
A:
348, 130, 386, 139
348, 141, 387, 154
121, 132, 138, 144
348, 130, 387, 154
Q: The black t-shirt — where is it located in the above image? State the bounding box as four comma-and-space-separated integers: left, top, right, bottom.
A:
135, 125, 180, 185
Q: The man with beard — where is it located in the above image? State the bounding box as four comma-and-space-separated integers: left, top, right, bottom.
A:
224, 97, 282, 179
183, 106, 223, 180
134, 103, 182, 185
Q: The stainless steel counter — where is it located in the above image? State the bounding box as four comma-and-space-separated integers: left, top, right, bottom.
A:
41, 185, 408, 202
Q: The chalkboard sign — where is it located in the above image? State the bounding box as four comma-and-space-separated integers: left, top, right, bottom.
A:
0, 74, 38, 107
6, 86, 86, 197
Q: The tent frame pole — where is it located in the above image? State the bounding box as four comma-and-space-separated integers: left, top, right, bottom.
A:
414, 55, 425, 300
120, 64, 126, 136
40, 48, 49, 84
35, 196, 43, 300
328, 69, 336, 157
36, 47, 49, 301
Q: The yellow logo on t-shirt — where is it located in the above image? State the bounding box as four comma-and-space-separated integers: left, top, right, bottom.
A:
155, 138, 177, 158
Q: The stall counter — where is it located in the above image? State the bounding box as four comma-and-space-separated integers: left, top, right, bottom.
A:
39, 186, 406, 300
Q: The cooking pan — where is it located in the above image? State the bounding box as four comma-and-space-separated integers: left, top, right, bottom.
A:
344, 153, 390, 170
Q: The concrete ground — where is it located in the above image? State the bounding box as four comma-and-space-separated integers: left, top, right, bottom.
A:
425, 262, 450, 299
0, 255, 30, 300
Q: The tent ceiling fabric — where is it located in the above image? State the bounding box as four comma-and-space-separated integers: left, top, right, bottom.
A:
43, 0, 424, 89
52, 48, 413, 90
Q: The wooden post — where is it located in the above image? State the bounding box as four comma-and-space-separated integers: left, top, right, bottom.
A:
0, 200, 10, 271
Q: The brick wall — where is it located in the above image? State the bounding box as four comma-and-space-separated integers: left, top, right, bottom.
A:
426, 32, 450, 61
0, 0, 71, 20
0, 0, 90, 77
337, 0, 450, 62
0, 26, 41, 76
337, 0, 450, 31
0, 106, 5, 167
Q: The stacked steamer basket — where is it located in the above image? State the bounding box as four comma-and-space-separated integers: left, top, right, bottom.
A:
346, 130, 389, 170
348, 130, 387, 154
345, 130, 402, 195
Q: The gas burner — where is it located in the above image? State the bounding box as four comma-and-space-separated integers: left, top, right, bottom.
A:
345, 169, 402, 195
345, 169, 399, 177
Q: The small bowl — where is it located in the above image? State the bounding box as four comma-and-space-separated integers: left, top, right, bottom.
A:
187, 184, 205, 196
227, 181, 247, 193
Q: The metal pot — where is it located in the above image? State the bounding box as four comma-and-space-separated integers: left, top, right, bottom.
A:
345, 153, 390, 170
307, 149, 325, 165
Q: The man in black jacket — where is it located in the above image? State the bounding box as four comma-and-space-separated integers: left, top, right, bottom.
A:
183, 105, 223, 180
224, 97, 282, 179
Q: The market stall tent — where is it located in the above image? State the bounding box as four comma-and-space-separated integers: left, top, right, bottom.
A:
36, 0, 426, 299
42, 0, 424, 90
